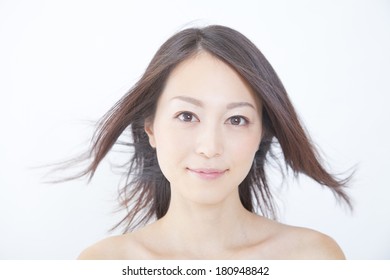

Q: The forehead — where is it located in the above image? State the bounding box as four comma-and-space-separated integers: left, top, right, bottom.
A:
160, 52, 261, 108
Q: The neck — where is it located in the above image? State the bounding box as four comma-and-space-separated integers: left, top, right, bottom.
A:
156, 189, 254, 258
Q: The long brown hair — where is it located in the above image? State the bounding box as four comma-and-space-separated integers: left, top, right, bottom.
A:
68, 25, 352, 232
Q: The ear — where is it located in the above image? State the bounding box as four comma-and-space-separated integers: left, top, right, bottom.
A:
144, 119, 156, 148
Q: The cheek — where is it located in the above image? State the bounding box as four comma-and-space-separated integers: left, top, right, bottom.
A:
154, 124, 193, 155
152, 122, 193, 177
228, 131, 261, 169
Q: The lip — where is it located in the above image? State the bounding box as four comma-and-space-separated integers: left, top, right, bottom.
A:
187, 168, 228, 180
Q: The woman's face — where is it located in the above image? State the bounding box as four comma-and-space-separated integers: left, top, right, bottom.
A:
145, 52, 262, 206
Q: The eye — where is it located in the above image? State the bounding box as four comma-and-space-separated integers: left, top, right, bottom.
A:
177, 112, 199, 122
227, 116, 249, 126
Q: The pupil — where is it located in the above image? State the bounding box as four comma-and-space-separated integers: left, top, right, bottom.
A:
232, 117, 239, 125
184, 113, 191, 121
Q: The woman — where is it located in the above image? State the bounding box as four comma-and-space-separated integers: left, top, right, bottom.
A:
76, 25, 351, 259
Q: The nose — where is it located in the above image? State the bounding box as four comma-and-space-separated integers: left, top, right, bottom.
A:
195, 123, 224, 158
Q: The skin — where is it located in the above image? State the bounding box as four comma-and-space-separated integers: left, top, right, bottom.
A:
78, 52, 346, 260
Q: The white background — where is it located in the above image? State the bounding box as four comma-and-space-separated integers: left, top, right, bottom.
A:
0, 0, 389, 259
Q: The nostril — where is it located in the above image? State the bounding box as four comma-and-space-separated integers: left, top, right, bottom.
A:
197, 145, 222, 158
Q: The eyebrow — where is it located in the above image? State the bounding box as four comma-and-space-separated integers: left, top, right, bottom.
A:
170, 96, 256, 110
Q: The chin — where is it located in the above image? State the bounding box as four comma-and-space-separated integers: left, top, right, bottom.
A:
179, 184, 239, 207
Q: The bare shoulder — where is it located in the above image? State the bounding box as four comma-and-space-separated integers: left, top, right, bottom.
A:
271, 222, 346, 259
296, 227, 346, 259
77, 234, 144, 260
248, 217, 345, 259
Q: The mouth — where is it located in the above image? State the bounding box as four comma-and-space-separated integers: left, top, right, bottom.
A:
186, 168, 228, 180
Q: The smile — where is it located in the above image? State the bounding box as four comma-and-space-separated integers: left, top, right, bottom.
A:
186, 168, 228, 180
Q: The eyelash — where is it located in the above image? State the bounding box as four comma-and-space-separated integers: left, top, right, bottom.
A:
175, 111, 249, 126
